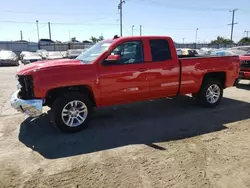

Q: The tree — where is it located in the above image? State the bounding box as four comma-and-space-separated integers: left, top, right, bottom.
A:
98, 35, 104, 41
238, 37, 250, 45
89, 35, 104, 43
210, 36, 234, 45
90, 36, 98, 43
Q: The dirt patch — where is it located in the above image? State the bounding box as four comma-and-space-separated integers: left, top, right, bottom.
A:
0, 67, 250, 187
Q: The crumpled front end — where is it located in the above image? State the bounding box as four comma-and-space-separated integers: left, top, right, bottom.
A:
10, 90, 43, 117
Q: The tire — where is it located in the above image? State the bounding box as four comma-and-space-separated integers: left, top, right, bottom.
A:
235, 79, 240, 88
196, 79, 223, 108
50, 92, 92, 133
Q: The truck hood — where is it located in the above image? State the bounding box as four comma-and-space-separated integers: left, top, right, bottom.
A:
239, 55, 250, 61
17, 59, 82, 75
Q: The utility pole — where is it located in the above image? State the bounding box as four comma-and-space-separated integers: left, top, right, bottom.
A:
228, 9, 238, 41
36, 20, 40, 41
245, 31, 250, 38
195, 28, 199, 43
20, 30, 23, 41
118, 0, 125, 37
48, 22, 52, 40
68, 30, 71, 41
140, 25, 142, 36
132, 25, 134, 36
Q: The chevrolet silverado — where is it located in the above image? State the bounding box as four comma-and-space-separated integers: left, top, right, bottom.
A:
11, 36, 240, 132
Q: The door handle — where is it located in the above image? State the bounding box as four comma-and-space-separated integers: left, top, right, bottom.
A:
138, 68, 147, 72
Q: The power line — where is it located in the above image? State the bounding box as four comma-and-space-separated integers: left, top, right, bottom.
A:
0, 20, 118, 26
128, 0, 231, 12
1, 10, 117, 16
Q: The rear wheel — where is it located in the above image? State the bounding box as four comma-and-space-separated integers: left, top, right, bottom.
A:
196, 79, 223, 108
51, 92, 92, 133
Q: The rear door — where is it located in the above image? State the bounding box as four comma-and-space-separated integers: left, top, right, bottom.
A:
98, 40, 150, 106
147, 39, 180, 99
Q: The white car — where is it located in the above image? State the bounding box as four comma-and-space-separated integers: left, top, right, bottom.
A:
20, 51, 34, 60
0, 50, 19, 66
47, 51, 66, 60
67, 49, 86, 59
36, 49, 48, 59
22, 52, 42, 64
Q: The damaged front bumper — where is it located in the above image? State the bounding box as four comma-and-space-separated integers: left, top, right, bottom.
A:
10, 90, 43, 117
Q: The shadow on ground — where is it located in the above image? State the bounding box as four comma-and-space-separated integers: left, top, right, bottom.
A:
237, 83, 250, 90
19, 96, 250, 159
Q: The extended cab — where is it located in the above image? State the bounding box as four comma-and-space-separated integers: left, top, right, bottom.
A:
11, 36, 240, 133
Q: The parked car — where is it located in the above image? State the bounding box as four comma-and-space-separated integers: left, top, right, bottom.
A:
47, 51, 66, 60
11, 36, 240, 133
211, 49, 247, 56
20, 51, 33, 60
38, 39, 55, 51
0, 50, 19, 66
36, 49, 48, 59
231, 46, 250, 53
178, 48, 198, 57
22, 52, 42, 64
67, 49, 86, 59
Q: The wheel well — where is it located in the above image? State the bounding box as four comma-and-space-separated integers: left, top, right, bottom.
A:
45, 85, 96, 107
203, 72, 226, 88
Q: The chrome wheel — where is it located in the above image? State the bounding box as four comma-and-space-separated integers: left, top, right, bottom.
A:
61, 100, 88, 127
206, 84, 221, 104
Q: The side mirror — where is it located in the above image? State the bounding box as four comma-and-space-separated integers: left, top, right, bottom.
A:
105, 54, 120, 63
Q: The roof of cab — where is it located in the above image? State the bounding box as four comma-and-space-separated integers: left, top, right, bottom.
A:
103, 36, 172, 43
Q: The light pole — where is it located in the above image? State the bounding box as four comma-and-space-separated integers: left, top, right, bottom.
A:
182, 38, 185, 44
36, 20, 40, 42
48, 22, 52, 40
245, 31, 250, 38
132, 25, 134, 36
118, 0, 125, 37
195, 28, 199, 44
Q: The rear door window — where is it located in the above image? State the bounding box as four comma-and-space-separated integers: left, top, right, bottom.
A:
149, 39, 172, 62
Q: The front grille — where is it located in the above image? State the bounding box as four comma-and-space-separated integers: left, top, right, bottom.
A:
18, 75, 35, 99
240, 60, 250, 69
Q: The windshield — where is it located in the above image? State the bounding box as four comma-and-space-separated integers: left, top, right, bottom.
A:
76, 41, 112, 63
0, 51, 16, 59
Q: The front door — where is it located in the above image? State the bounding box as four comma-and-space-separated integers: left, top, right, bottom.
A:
99, 40, 149, 106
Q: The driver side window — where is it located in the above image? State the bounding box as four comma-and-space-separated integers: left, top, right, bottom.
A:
110, 41, 144, 64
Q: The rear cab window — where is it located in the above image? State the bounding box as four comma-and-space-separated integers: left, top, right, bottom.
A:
149, 39, 172, 62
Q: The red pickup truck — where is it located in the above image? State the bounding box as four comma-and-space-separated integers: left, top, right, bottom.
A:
11, 36, 240, 133
239, 54, 250, 81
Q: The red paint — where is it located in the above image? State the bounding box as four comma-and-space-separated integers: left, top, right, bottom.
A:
17, 36, 240, 107
239, 55, 250, 80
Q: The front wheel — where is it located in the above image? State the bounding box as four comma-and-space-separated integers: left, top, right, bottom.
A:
196, 79, 223, 108
51, 92, 92, 133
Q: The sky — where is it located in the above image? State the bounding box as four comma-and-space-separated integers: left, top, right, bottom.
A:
0, 0, 249, 43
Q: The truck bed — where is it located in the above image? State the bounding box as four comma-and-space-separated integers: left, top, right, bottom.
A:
178, 55, 240, 95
